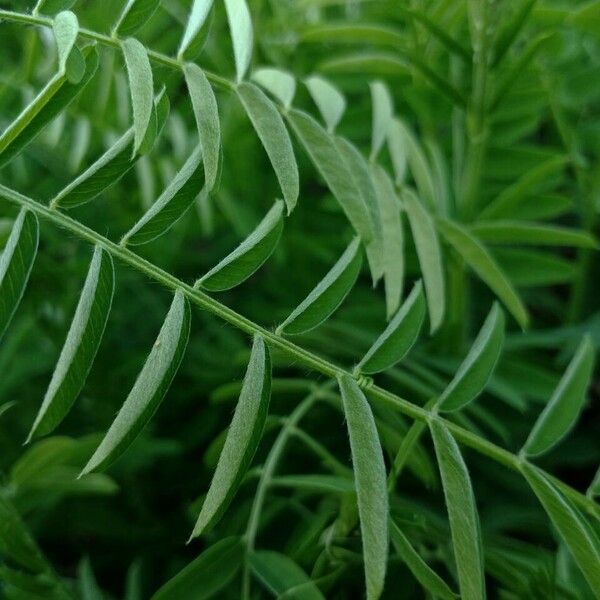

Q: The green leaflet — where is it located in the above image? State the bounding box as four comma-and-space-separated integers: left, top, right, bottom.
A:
249, 551, 325, 599
0, 46, 98, 169
390, 521, 458, 600
0, 209, 39, 342
191, 335, 271, 537
151, 536, 244, 600
81, 290, 190, 474
438, 303, 505, 412
387, 118, 407, 184
27, 246, 114, 440
51, 91, 169, 208
178, 0, 214, 58
371, 164, 404, 319
338, 374, 388, 600
437, 218, 528, 329
224, 0, 253, 82
122, 146, 204, 245
271, 474, 355, 494
470, 221, 597, 248
251, 67, 296, 109
430, 420, 486, 600
0, 496, 46, 573
276, 237, 362, 335
357, 281, 425, 374
237, 82, 299, 214
589, 467, 600, 498
33, 0, 76, 15
286, 108, 374, 244
335, 137, 384, 284
491, 0, 537, 66
196, 200, 284, 291
184, 64, 220, 190
53, 11, 78, 76
304, 75, 346, 133
370, 80, 393, 160
403, 189, 445, 332
113, 0, 161, 37
78, 557, 103, 600
521, 463, 600, 593
523, 336, 595, 457
122, 38, 154, 156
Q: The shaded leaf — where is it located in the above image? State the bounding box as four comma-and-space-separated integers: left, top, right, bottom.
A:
357, 281, 425, 374
224, 0, 253, 82
370, 80, 393, 160
33, 0, 76, 15
251, 67, 296, 109
430, 420, 486, 600
152, 537, 244, 600
178, 0, 214, 58
81, 290, 190, 474
0, 209, 38, 342
338, 374, 388, 600
28, 246, 114, 440
437, 218, 528, 328
122, 147, 204, 245
191, 335, 271, 537
523, 336, 594, 457
304, 75, 346, 133
439, 303, 505, 411
271, 474, 355, 494
114, 0, 161, 37
403, 189, 445, 332
197, 200, 284, 291
277, 237, 362, 335
237, 82, 299, 214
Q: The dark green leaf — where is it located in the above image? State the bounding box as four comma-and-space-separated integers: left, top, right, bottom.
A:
114, 0, 161, 37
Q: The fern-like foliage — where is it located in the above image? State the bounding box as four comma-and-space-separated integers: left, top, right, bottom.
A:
0, 0, 599, 598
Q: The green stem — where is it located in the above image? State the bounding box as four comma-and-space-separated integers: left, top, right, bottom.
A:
0, 183, 597, 522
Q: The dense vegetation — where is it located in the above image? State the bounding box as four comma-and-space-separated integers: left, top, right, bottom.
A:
0, 0, 599, 598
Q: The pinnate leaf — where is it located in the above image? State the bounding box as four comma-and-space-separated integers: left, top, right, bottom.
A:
191, 335, 271, 537
81, 290, 190, 474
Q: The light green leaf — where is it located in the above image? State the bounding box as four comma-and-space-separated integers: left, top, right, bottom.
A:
237, 82, 299, 214
335, 137, 384, 284
33, 0, 76, 16
184, 63, 220, 190
430, 420, 486, 600
357, 281, 425, 374
439, 303, 505, 412
470, 221, 597, 248
152, 537, 244, 600
277, 237, 362, 335
122, 38, 154, 156
197, 200, 284, 291
0, 209, 38, 342
114, 0, 161, 37
437, 218, 528, 328
51, 90, 169, 208
521, 462, 600, 592
390, 521, 458, 600
122, 147, 204, 245
271, 474, 355, 494
570, 0, 600, 34
81, 290, 190, 474
53, 11, 78, 75
370, 80, 393, 160
251, 67, 296, 109
191, 335, 271, 537
338, 374, 388, 600
387, 118, 407, 184
286, 108, 374, 243
224, 0, 253, 82
178, 0, 214, 58
27, 246, 114, 440
0, 46, 98, 169
250, 550, 325, 599
403, 189, 445, 332
371, 164, 404, 318
491, 0, 537, 66
523, 336, 594, 457
304, 75, 346, 133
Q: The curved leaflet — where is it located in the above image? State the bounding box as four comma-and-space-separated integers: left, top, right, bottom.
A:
251, 67, 296, 109
27, 246, 114, 440
197, 200, 284, 292
304, 75, 346, 133
237, 82, 299, 214
277, 237, 362, 335
439, 303, 505, 411
81, 290, 190, 474
224, 0, 253, 82
122, 146, 204, 245
523, 336, 595, 457
191, 335, 271, 538
114, 0, 161, 37
338, 374, 388, 600
357, 281, 425, 374
370, 81, 393, 160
